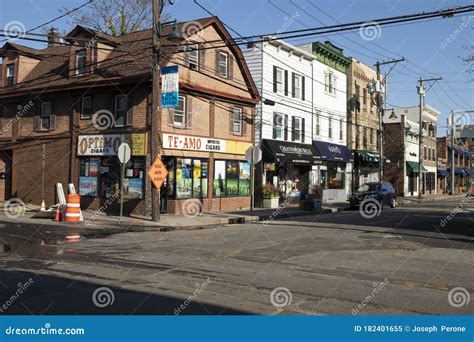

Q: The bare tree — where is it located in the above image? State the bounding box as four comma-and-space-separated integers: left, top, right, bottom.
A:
62, 0, 157, 36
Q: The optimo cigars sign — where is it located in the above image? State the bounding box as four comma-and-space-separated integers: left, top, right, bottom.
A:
163, 133, 251, 155
77, 134, 147, 156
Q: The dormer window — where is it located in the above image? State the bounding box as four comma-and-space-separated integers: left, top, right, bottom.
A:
76, 50, 86, 75
6, 63, 15, 86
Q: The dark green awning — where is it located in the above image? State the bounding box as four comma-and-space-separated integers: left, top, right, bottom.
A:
406, 161, 428, 173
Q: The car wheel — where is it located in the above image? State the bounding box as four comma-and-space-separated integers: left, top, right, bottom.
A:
390, 197, 396, 208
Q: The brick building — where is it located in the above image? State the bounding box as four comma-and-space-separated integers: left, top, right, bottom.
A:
437, 136, 472, 194
346, 57, 381, 189
0, 17, 259, 215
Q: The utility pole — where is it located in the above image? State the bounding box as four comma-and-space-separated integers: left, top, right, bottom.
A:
417, 77, 442, 199
374, 58, 405, 182
151, 0, 162, 222
450, 110, 455, 196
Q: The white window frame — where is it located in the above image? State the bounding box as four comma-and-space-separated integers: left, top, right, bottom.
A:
76, 50, 87, 75
276, 67, 284, 94
325, 71, 337, 96
218, 52, 228, 78
328, 117, 333, 139
294, 74, 302, 99
188, 45, 199, 70
315, 111, 320, 136
114, 95, 129, 127
41, 102, 52, 131
232, 107, 243, 135
293, 116, 303, 142
80, 96, 92, 119
173, 96, 186, 128
6, 64, 14, 78
273, 113, 284, 140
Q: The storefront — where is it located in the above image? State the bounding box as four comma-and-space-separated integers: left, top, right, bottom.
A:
260, 139, 322, 203
422, 166, 436, 195
161, 133, 252, 214
437, 166, 449, 194
312, 140, 354, 203
77, 134, 148, 211
353, 150, 389, 189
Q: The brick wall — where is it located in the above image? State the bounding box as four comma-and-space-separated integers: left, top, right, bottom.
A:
166, 197, 250, 214
383, 121, 404, 195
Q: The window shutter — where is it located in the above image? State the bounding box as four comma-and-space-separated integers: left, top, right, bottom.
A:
272, 115, 277, 139
168, 109, 174, 126
0, 117, 3, 134
228, 55, 234, 80
291, 116, 296, 141
291, 73, 295, 98
302, 118, 305, 143
33, 116, 40, 132
284, 115, 288, 140
325, 73, 328, 92
242, 111, 247, 136
229, 107, 234, 134
273, 66, 277, 93
186, 96, 193, 129
215, 51, 220, 76
199, 43, 206, 70
50, 115, 57, 130
184, 50, 190, 66
126, 97, 133, 126
284, 70, 288, 96
302, 76, 305, 101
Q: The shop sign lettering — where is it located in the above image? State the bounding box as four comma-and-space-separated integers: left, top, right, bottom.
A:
328, 146, 341, 154
77, 134, 148, 156
163, 134, 226, 153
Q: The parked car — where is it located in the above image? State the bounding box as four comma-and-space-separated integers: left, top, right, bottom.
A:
350, 181, 397, 209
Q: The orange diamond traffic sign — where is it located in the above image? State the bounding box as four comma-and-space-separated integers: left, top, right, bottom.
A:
148, 156, 168, 189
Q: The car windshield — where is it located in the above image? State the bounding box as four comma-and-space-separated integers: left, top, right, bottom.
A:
358, 183, 380, 192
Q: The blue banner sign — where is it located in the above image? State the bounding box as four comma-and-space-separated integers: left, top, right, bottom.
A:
0, 316, 471, 342
161, 65, 179, 109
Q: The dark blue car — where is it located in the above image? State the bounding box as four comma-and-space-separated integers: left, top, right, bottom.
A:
350, 181, 397, 209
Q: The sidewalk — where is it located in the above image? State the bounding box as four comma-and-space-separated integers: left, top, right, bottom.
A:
1, 201, 350, 232
397, 193, 469, 205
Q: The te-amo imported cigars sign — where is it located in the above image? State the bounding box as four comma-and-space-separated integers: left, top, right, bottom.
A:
162, 133, 251, 155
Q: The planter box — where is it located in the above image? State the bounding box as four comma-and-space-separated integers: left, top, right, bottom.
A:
263, 197, 279, 209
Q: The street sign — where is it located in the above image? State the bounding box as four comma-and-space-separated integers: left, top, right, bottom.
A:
245, 146, 262, 164
118, 143, 131, 164
148, 156, 168, 189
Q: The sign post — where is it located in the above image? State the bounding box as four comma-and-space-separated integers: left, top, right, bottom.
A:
148, 156, 169, 216
245, 146, 262, 212
118, 143, 131, 219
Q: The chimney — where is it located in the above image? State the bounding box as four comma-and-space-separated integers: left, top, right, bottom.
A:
47, 28, 61, 47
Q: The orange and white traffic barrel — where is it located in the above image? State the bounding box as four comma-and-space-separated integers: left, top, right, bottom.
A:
65, 194, 81, 223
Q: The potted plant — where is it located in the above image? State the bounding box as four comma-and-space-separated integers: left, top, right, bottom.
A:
262, 184, 280, 209
303, 184, 323, 210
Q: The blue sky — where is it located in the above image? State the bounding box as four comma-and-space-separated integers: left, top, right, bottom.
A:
1, 0, 473, 132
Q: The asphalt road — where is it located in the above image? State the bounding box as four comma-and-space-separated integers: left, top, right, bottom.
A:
0, 197, 472, 315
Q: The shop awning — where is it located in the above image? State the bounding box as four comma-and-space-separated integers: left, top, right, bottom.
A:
356, 150, 390, 163
437, 167, 449, 177
313, 140, 354, 162
464, 168, 473, 176
261, 139, 321, 165
454, 167, 468, 175
406, 161, 428, 173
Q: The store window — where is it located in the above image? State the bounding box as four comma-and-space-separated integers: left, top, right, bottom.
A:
114, 95, 130, 127
213, 160, 250, 197
327, 161, 345, 189
166, 157, 209, 199
81, 96, 92, 119
79, 157, 145, 199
